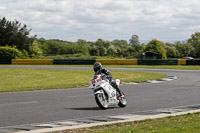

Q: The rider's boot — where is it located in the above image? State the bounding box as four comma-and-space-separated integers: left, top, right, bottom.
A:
110, 80, 124, 97
116, 86, 123, 97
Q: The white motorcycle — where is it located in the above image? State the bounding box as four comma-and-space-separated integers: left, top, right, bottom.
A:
89, 74, 127, 109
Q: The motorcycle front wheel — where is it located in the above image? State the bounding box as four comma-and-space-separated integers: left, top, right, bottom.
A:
95, 93, 108, 110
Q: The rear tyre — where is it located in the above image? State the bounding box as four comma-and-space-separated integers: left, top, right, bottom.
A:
95, 93, 108, 110
118, 92, 127, 107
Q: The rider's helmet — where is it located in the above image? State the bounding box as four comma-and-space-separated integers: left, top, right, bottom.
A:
93, 62, 102, 73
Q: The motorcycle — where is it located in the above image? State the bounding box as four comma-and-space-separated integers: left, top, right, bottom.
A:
89, 73, 127, 109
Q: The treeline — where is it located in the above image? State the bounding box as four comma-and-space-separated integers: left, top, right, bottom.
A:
0, 17, 200, 59
36, 33, 200, 59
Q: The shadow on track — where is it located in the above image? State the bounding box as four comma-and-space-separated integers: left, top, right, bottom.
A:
65, 107, 117, 111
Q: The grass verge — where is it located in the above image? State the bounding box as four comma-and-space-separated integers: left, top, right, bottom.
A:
0, 68, 167, 92
3, 65, 200, 70
53, 112, 200, 133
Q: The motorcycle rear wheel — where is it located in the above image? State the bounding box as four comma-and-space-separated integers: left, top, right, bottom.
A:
118, 92, 127, 107
95, 93, 108, 110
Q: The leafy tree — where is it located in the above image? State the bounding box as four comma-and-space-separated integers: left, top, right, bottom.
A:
112, 39, 122, 46
21, 49, 29, 58
28, 40, 43, 58
127, 35, 143, 58
125, 46, 135, 57
89, 44, 99, 56
143, 39, 167, 59
107, 45, 117, 56
112, 39, 128, 49
95, 38, 111, 49
165, 43, 179, 58
111, 39, 129, 57
187, 32, 200, 57
121, 40, 128, 46
195, 40, 200, 57
175, 41, 195, 57
77, 39, 86, 45
37, 38, 46, 44
98, 45, 107, 56
94, 39, 110, 56
132, 43, 144, 58
0, 17, 34, 51
129, 35, 139, 45
188, 32, 200, 48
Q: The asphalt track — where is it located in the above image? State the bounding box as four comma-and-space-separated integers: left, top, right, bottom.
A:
0, 66, 200, 128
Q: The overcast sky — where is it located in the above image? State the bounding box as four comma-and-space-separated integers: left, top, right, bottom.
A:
1, 0, 200, 43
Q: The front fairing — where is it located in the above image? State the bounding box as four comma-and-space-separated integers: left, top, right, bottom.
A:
89, 74, 104, 89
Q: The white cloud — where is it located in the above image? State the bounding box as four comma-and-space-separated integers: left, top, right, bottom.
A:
1, 0, 200, 42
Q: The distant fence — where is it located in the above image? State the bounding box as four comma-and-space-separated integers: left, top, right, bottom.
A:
0, 59, 200, 65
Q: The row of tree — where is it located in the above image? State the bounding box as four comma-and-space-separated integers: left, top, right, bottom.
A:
0, 17, 200, 59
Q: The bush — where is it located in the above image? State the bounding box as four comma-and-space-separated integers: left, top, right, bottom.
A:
0, 46, 24, 59
143, 39, 167, 59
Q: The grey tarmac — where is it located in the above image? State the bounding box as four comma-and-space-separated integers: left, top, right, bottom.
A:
0, 66, 200, 131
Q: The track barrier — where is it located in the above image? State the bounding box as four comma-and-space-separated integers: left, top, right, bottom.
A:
12, 59, 53, 65
178, 59, 187, 65
186, 60, 200, 65
96, 59, 138, 65
0, 59, 199, 65
53, 59, 95, 65
138, 59, 178, 65
0, 59, 11, 64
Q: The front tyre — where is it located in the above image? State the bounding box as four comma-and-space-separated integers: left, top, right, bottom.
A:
118, 92, 127, 108
95, 93, 108, 110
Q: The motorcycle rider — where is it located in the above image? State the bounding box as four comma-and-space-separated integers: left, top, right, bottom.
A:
93, 62, 123, 97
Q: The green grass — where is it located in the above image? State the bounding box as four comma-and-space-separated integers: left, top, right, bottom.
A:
0, 68, 167, 92
53, 113, 200, 133
5, 65, 200, 70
